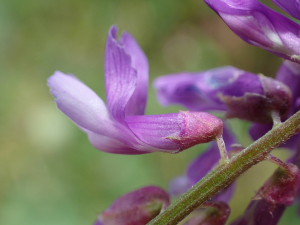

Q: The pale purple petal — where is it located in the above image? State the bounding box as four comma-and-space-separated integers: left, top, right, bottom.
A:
126, 113, 181, 150
204, 0, 300, 63
169, 175, 192, 197
87, 131, 147, 154
154, 66, 264, 112
126, 111, 223, 152
47, 71, 112, 135
271, 0, 300, 20
120, 32, 149, 116
104, 26, 137, 124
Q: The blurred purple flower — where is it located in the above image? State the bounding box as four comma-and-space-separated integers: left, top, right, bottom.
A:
204, 0, 300, 63
48, 26, 224, 154
94, 186, 169, 225
170, 123, 237, 203
154, 66, 291, 123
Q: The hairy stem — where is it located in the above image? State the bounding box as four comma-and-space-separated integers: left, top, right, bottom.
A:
148, 110, 300, 225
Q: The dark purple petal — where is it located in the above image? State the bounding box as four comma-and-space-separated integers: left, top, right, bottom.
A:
126, 111, 224, 152
47, 71, 112, 135
275, 60, 300, 116
104, 26, 137, 125
271, 0, 300, 20
153, 66, 264, 112
97, 186, 170, 225
120, 31, 149, 116
230, 200, 286, 225
219, 75, 291, 123
204, 0, 300, 63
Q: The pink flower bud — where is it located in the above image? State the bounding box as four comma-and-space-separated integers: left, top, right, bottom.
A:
95, 186, 170, 225
254, 163, 300, 207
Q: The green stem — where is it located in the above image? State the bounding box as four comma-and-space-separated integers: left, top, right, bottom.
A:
148, 110, 300, 225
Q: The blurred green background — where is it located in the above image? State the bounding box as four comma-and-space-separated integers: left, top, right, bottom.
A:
0, 0, 299, 224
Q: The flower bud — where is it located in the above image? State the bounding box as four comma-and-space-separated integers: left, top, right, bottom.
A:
165, 111, 224, 151
254, 164, 300, 207
184, 201, 230, 225
230, 200, 285, 225
95, 186, 170, 225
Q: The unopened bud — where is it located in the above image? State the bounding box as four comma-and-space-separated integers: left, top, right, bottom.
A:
95, 186, 170, 225
166, 111, 223, 151
254, 163, 300, 207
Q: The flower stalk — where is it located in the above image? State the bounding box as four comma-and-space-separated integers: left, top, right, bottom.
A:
148, 109, 300, 225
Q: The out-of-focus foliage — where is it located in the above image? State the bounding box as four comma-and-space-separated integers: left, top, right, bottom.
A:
0, 0, 298, 224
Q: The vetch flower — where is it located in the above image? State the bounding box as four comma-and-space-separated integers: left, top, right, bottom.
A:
204, 0, 300, 63
154, 66, 291, 123
48, 26, 224, 154
94, 186, 170, 225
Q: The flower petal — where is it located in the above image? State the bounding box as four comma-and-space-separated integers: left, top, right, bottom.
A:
126, 111, 223, 152
271, 0, 300, 20
120, 31, 149, 116
87, 131, 148, 155
47, 71, 111, 135
204, 0, 300, 63
104, 25, 137, 124
230, 200, 285, 225
125, 113, 181, 151
276, 60, 300, 116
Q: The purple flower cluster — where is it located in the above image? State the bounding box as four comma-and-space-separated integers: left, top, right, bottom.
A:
48, 0, 300, 224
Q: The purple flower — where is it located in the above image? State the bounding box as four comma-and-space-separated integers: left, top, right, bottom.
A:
250, 61, 300, 150
48, 26, 224, 154
254, 164, 300, 207
94, 186, 169, 225
204, 0, 300, 63
271, 0, 300, 20
169, 123, 237, 203
154, 66, 291, 123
